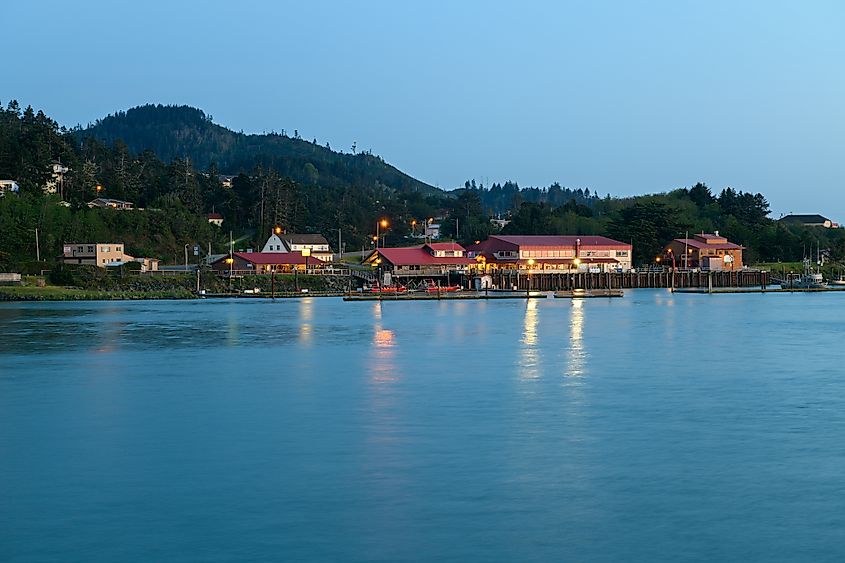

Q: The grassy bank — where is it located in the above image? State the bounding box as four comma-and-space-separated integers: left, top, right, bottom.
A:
0, 285, 195, 301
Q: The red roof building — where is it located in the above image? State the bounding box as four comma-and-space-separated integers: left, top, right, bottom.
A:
210, 251, 324, 275
466, 235, 632, 272
363, 243, 475, 277
663, 232, 743, 270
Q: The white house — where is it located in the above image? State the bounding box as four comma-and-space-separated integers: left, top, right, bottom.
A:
260, 232, 334, 261
0, 180, 20, 197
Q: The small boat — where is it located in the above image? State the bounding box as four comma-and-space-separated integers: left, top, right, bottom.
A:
366, 285, 408, 293
829, 273, 845, 286
416, 279, 461, 293
785, 259, 827, 289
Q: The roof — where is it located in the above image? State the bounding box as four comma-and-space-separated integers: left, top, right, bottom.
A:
215, 251, 324, 265
371, 247, 474, 266
779, 214, 831, 224
207, 213, 224, 220
425, 242, 467, 251
489, 235, 630, 248
672, 238, 743, 250
279, 233, 330, 246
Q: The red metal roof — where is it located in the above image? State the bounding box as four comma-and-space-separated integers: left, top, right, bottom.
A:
490, 235, 630, 249
673, 238, 743, 250
225, 252, 324, 265
425, 242, 467, 252
374, 247, 474, 266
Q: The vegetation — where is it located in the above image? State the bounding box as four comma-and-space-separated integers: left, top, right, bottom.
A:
3, 99, 845, 273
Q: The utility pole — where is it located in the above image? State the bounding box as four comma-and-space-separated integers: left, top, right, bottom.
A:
338, 228, 342, 262
35, 228, 40, 262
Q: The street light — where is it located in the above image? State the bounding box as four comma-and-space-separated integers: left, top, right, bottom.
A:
376, 218, 389, 248
411, 219, 417, 238
184, 244, 189, 271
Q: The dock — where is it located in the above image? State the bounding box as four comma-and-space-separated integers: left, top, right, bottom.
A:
554, 289, 624, 298
343, 291, 548, 301
673, 286, 845, 294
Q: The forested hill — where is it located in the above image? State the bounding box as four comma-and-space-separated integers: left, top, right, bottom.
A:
79, 104, 441, 196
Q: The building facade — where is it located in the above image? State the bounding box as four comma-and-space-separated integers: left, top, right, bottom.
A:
663, 233, 744, 270
61, 243, 134, 267
363, 243, 475, 277
260, 232, 333, 261
467, 235, 633, 272
210, 251, 324, 275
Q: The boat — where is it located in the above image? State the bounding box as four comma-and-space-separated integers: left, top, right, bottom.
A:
415, 279, 462, 293
365, 284, 408, 294
784, 259, 827, 289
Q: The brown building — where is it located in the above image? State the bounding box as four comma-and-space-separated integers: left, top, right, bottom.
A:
61, 243, 134, 267
663, 232, 744, 271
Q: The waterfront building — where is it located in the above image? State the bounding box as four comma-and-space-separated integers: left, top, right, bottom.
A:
467, 235, 633, 273
663, 232, 744, 270
210, 251, 324, 275
363, 242, 474, 278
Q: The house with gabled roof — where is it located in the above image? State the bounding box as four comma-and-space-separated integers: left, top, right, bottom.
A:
363, 242, 475, 277
260, 231, 333, 261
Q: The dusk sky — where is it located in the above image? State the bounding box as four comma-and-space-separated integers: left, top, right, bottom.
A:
7, 1, 845, 218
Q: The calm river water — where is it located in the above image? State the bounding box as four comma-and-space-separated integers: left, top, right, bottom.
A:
2, 292, 845, 562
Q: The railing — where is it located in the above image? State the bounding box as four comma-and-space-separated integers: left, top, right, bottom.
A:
219, 268, 351, 277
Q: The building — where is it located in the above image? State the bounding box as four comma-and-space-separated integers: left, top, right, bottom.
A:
260, 232, 333, 261
363, 242, 475, 278
219, 175, 236, 189
210, 251, 324, 275
61, 243, 134, 267
467, 235, 632, 272
88, 198, 135, 210
424, 221, 441, 240
0, 180, 20, 197
779, 214, 837, 228
663, 232, 744, 271
207, 213, 224, 227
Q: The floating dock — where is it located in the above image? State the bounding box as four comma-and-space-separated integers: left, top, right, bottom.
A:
343, 291, 548, 301
673, 286, 845, 294
554, 289, 624, 298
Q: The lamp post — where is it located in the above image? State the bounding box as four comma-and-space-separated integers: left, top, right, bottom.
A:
184, 244, 189, 271
376, 218, 389, 248
411, 219, 417, 238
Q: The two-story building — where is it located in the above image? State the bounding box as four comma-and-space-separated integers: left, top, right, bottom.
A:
61, 243, 134, 267
260, 232, 333, 261
363, 242, 475, 278
467, 235, 632, 272
663, 232, 744, 270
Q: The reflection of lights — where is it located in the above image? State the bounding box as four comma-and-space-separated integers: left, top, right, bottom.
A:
519, 299, 540, 380
566, 299, 586, 377
298, 298, 314, 344
374, 328, 395, 348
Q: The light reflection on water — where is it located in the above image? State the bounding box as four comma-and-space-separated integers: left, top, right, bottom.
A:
3, 294, 845, 562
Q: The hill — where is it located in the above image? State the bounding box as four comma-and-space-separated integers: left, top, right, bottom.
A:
79, 104, 442, 197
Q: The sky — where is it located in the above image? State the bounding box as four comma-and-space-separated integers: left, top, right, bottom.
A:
5, 1, 845, 219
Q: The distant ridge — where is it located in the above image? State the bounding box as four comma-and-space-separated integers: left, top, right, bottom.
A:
79, 104, 441, 196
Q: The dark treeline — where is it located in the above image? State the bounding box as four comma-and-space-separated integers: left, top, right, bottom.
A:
1, 100, 843, 271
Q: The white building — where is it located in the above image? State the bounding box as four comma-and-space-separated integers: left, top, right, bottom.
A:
0, 180, 20, 197
261, 232, 333, 261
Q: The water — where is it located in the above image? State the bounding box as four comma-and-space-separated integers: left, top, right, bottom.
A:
2, 292, 845, 562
